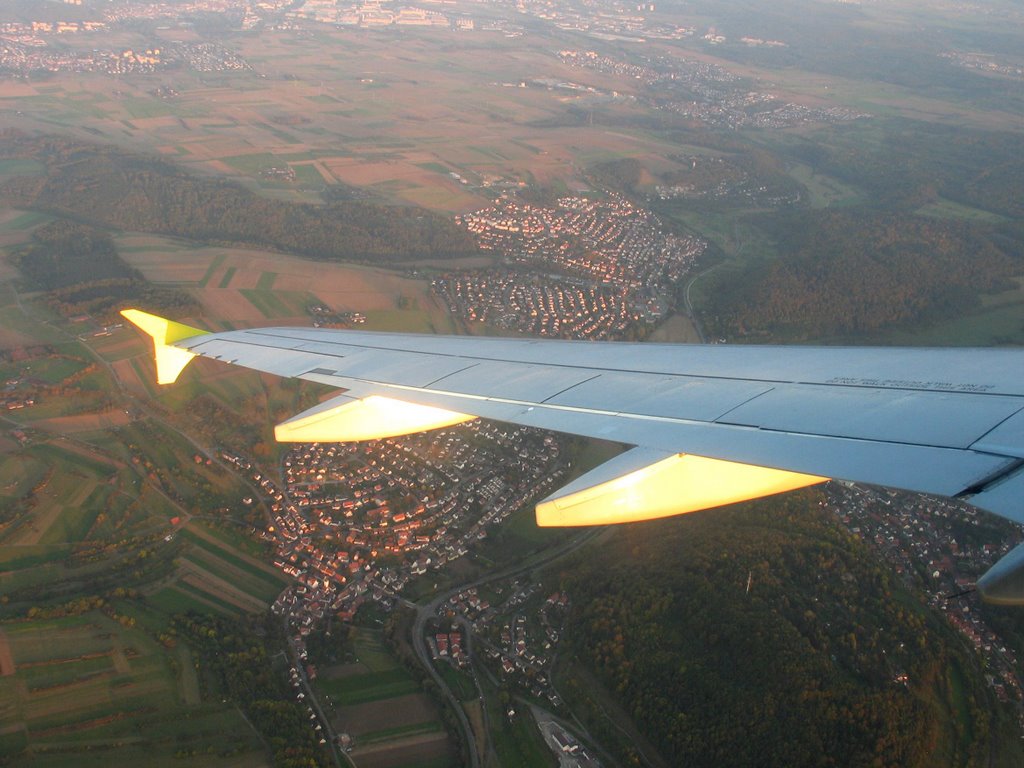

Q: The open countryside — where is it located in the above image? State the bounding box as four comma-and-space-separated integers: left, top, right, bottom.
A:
1, 0, 1023, 766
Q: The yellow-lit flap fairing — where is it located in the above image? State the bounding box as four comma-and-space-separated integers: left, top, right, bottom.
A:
120, 309, 208, 384
275, 394, 475, 442
536, 449, 827, 527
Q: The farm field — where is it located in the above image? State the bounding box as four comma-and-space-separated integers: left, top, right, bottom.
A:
0, 286, 295, 766
0, 611, 267, 765
161, 521, 290, 616
113, 233, 456, 333
319, 627, 456, 768
0, 27, 687, 214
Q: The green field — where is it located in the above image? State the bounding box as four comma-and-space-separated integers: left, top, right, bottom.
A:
360, 719, 444, 744
16, 356, 89, 385
786, 162, 863, 208
486, 694, 556, 768
915, 196, 1009, 223
223, 153, 279, 174
349, 627, 401, 672
180, 544, 282, 604
148, 583, 239, 618
182, 519, 270, 560
0, 304, 67, 346
20, 447, 113, 484
879, 277, 1024, 346
0, 159, 45, 177
291, 164, 324, 187
319, 668, 419, 705
0, 211, 51, 232
36, 485, 109, 545
239, 289, 313, 318
197, 253, 227, 288
0, 611, 265, 764
0, 454, 49, 501
438, 663, 476, 701
179, 527, 286, 589
217, 266, 237, 289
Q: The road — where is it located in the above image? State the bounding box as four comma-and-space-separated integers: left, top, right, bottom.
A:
286, 630, 350, 768
409, 526, 605, 768
682, 264, 719, 344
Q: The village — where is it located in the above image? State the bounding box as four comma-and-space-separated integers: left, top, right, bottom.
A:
433, 270, 645, 339
0, 33, 249, 77
826, 482, 1024, 711
456, 193, 702, 291
433, 581, 571, 708
442, 192, 700, 338
223, 419, 567, 631
559, 48, 870, 130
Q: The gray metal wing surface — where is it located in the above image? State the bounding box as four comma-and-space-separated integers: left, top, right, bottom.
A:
122, 311, 1024, 603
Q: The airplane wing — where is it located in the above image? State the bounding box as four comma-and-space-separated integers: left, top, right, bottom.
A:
121, 309, 1024, 603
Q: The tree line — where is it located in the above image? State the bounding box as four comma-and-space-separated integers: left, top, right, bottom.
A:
706, 210, 1023, 340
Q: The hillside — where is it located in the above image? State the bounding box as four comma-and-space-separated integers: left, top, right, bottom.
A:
554, 492, 1020, 768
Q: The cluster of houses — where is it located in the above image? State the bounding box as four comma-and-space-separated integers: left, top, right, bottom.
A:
827, 482, 1024, 708
448, 193, 700, 341
517, 0, 690, 41
287, 1, 455, 29
225, 419, 566, 631
0, 0, 260, 77
433, 270, 641, 339
434, 579, 570, 707
430, 630, 466, 666
0, 33, 248, 77
560, 45, 868, 130
458, 193, 702, 293
0, 39, 165, 75
2, 379, 35, 412
307, 305, 366, 328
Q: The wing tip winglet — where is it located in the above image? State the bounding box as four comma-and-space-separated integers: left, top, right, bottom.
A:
121, 308, 208, 384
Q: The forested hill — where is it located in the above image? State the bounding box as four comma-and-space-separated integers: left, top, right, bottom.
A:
0, 134, 482, 264
12, 220, 197, 319
709, 210, 1023, 339
555, 492, 1011, 768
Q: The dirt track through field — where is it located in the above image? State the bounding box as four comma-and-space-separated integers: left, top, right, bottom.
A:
184, 523, 286, 579
0, 628, 15, 676
34, 409, 131, 434
178, 560, 268, 612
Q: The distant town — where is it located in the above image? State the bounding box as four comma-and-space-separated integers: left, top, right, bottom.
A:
0, 0, 869, 130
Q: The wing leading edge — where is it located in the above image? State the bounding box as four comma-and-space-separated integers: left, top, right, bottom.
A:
122, 310, 1024, 604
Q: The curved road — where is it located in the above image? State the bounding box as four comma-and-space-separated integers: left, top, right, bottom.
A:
682, 264, 719, 345
409, 527, 604, 768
